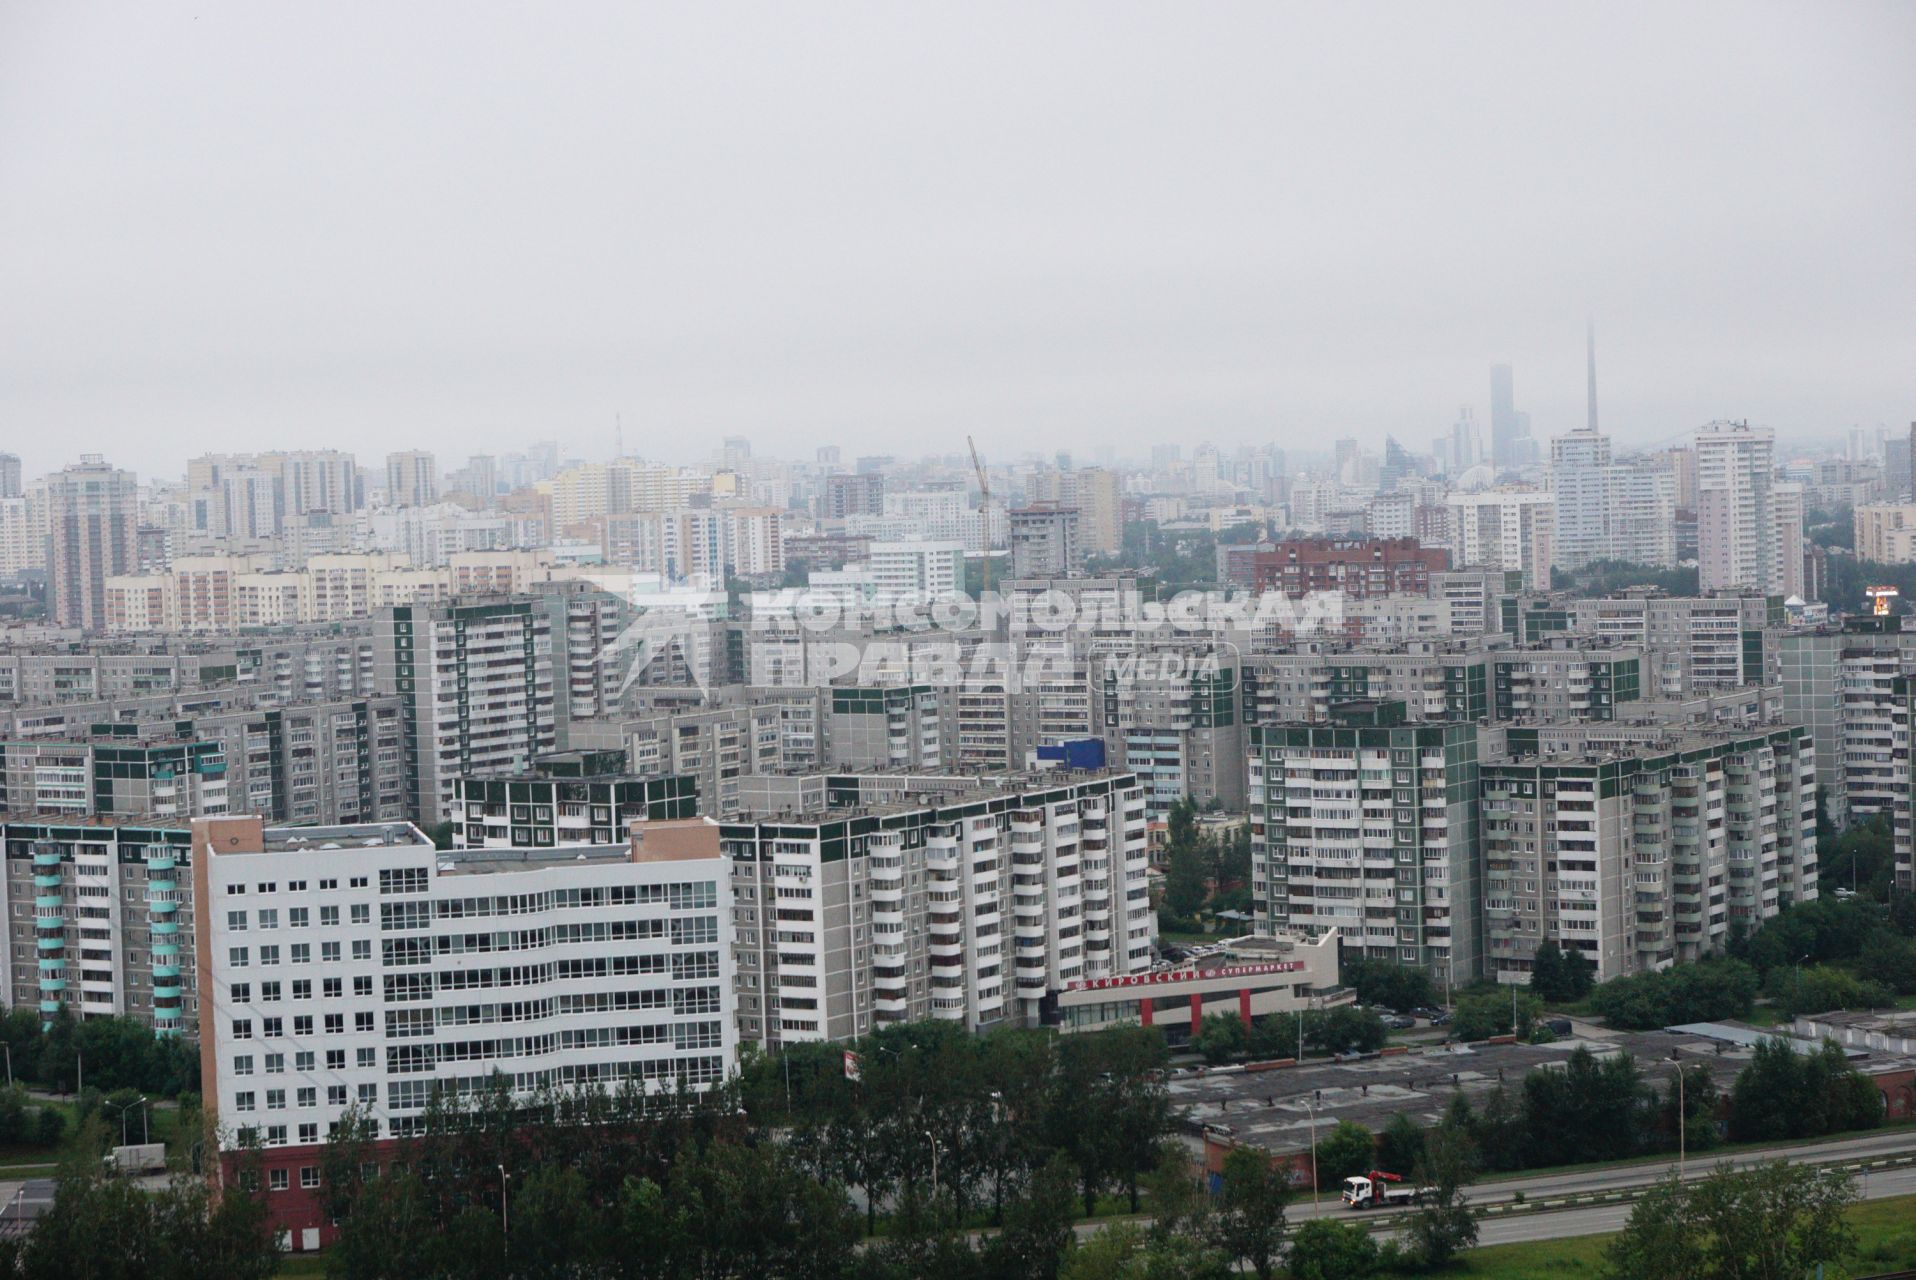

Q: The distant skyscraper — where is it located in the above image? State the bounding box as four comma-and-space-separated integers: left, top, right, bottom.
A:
1378, 437, 1415, 492
1695, 421, 1778, 593
385, 450, 438, 508
47, 454, 136, 630
1490, 364, 1519, 466
0, 452, 20, 499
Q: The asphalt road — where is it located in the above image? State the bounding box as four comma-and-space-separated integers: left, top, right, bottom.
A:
1261, 1127, 1916, 1239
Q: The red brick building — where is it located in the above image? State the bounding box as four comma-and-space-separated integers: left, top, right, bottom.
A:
1250, 538, 1449, 599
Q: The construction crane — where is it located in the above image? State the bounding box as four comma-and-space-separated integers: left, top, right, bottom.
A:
968, 434, 993, 595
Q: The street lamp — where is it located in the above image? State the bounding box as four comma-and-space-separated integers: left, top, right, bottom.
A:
1302, 1095, 1321, 1213
104, 1096, 148, 1149
498, 1165, 510, 1254
924, 1130, 940, 1190
1670, 1051, 1686, 1179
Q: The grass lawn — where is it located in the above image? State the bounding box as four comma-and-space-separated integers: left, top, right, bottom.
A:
1368, 1192, 1916, 1280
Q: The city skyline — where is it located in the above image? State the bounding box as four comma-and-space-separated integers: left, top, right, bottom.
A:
4, 3, 1913, 478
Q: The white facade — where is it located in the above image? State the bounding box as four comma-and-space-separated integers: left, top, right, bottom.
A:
1696, 421, 1778, 593
1445, 490, 1554, 589
198, 816, 735, 1159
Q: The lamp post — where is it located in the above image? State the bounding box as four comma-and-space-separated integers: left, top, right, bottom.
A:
1303, 1095, 1321, 1213
1671, 1051, 1686, 1178
925, 1130, 940, 1190
498, 1165, 510, 1254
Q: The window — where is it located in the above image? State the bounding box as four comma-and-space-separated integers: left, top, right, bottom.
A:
289, 907, 309, 928
291, 980, 312, 1000
300, 1166, 320, 1190
227, 910, 248, 932
268, 1169, 289, 1192
351, 941, 372, 962
319, 878, 337, 891
232, 1019, 253, 1040
320, 906, 340, 927
328, 1086, 347, 1107
321, 942, 341, 963
350, 904, 370, 925
356, 1048, 376, 1068
294, 1016, 313, 1036
297, 1088, 317, 1108
260, 981, 282, 1001
354, 1012, 375, 1033
266, 1090, 287, 1111
231, 983, 252, 1004
323, 978, 342, 999
326, 1050, 345, 1070
350, 876, 368, 889
228, 946, 249, 968
357, 1083, 377, 1104
257, 909, 278, 930
233, 1055, 254, 1076
298, 1123, 318, 1143
291, 944, 311, 965
323, 1014, 345, 1035
295, 1051, 315, 1072
262, 1017, 284, 1037
352, 976, 373, 997
235, 1091, 255, 1111
260, 945, 281, 965
265, 1053, 285, 1074
266, 1125, 287, 1146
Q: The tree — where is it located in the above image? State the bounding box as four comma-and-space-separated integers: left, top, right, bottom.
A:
1449, 988, 1540, 1042
1376, 1112, 1424, 1180
1163, 842, 1209, 923
1530, 940, 1594, 1002
1605, 1161, 1858, 1280
1404, 1122, 1479, 1269
1312, 1121, 1374, 1191
1246, 1013, 1298, 1062
1341, 958, 1435, 1014
1602, 1173, 1705, 1280
1216, 1146, 1288, 1280
1193, 1013, 1247, 1065
1590, 959, 1759, 1030
989, 1154, 1080, 1280
1729, 1037, 1884, 1143
1286, 1219, 1380, 1280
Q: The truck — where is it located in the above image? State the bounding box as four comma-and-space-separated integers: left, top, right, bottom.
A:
1340, 1169, 1429, 1209
103, 1143, 167, 1175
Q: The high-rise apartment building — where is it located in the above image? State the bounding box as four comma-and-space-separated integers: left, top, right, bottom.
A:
1008, 505, 1083, 579
1548, 429, 1611, 571
0, 453, 21, 499
1445, 490, 1554, 589
1027, 468, 1123, 556
1481, 723, 1816, 982
384, 450, 439, 508
1249, 701, 1482, 986
724, 770, 1151, 1046
373, 599, 558, 822
278, 450, 360, 516
1695, 421, 1778, 593
196, 815, 735, 1252
47, 455, 137, 630
4, 818, 198, 1034
822, 472, 885, 521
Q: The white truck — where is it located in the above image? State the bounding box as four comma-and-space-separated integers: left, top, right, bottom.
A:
1340, 1169, 1429, 1209
103, 1143, 167, 1175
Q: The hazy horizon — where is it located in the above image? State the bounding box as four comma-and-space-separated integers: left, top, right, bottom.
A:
4, 2, 1913, 482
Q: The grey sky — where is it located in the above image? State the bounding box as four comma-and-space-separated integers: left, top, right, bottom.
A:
3, 1, 1913, 482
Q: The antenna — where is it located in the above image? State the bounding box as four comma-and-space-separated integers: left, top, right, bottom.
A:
1586, 318, 1599, 433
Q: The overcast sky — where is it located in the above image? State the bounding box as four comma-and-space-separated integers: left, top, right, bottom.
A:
3, 2, 1913, 482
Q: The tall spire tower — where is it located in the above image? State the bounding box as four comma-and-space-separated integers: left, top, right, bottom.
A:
1586, 318, 1599, 433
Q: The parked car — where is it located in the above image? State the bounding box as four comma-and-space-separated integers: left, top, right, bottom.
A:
1545, 1017, 1574, 1036
1429, 1012, 1451, 1027
1384, 1015, 1415, 1030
